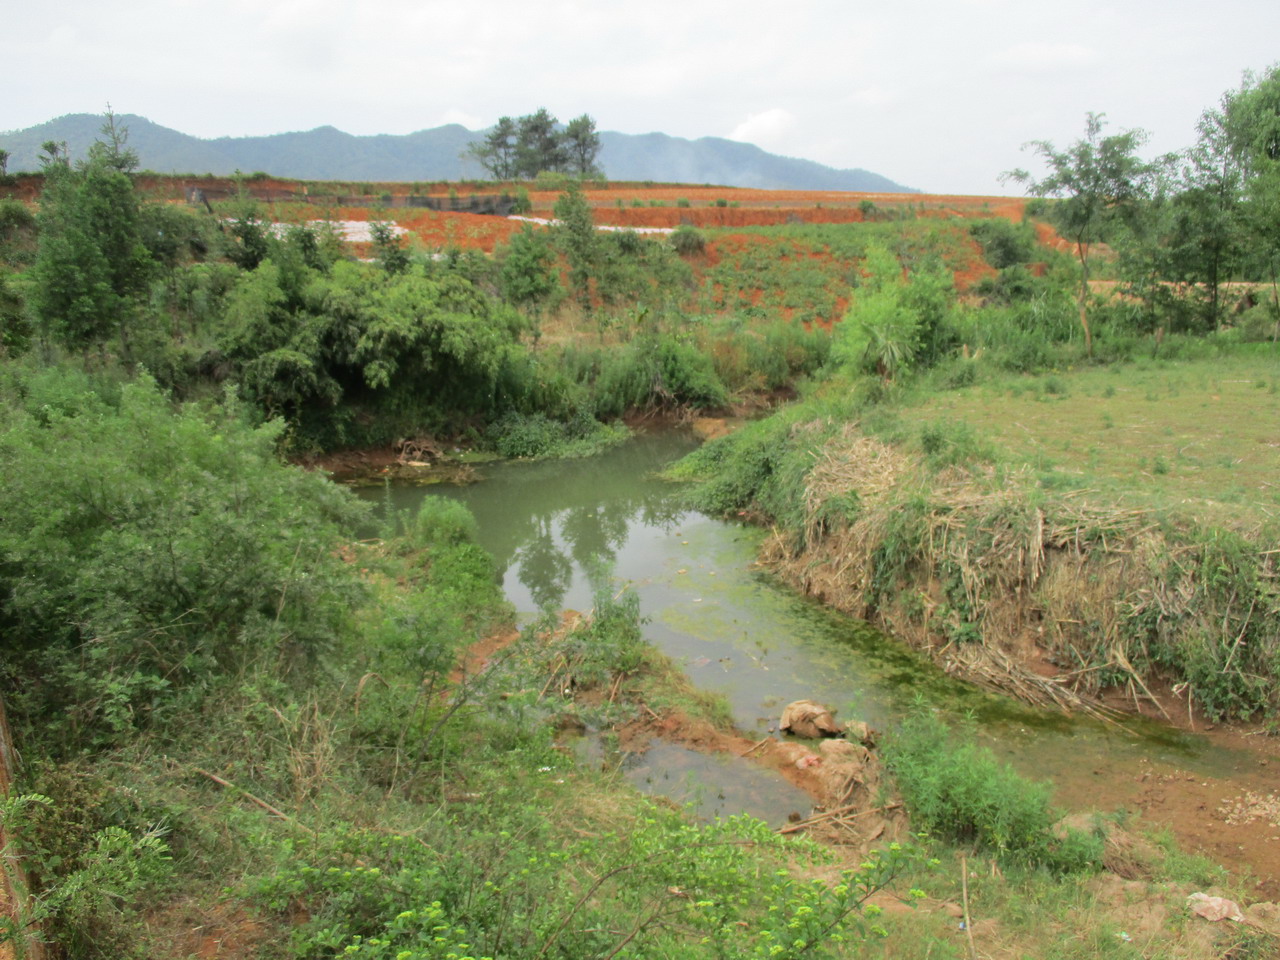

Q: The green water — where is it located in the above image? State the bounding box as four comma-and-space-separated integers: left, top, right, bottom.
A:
362, 429, 1257, 819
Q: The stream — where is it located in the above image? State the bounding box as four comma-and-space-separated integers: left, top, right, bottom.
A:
359, 429, 1269, 832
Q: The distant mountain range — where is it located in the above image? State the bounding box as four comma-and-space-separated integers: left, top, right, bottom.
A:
0, 114, 917, 193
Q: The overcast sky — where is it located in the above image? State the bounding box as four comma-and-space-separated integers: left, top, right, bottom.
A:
7, 0, 1278, 195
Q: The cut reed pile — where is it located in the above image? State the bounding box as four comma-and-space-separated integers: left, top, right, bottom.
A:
757, 422, 1280, 721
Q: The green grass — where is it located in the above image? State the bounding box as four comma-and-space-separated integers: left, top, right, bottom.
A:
901, 352, 1280, 526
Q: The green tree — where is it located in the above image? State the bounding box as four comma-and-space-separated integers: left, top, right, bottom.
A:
1170, 106, 1246, 329
0, 148, 9, 177
221, 186, 272, 270
468, 110, 603, 180
28, 115, 153, 356
563, 114, 602, 177
553, 183, 599, 312
467, 115, 518, 179
40, 140, 69, 167
1003, 113, 1157, 355
1222, 64, 1280, 322
515, 107, 568, 178
498, 225, 559, 346
88, 105, 140, 173
370, 220, 410, 275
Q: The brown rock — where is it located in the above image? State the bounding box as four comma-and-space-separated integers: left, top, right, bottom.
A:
780, 700, 842, 739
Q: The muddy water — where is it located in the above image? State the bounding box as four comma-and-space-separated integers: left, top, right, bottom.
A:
362, 430, 1263, 824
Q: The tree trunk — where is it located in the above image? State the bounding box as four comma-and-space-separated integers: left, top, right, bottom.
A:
1076, 238, 1093, 357
1270, 257, 1280, 344
1208, 250, 1221, 333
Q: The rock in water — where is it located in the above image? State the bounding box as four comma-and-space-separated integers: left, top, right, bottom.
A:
843, 719, 876, 747
780, 700, 841, 739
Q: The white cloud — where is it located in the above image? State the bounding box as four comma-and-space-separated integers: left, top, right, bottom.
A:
727, 109, 796, 149
990, 42, 1097, 71
847, 87, 893, 107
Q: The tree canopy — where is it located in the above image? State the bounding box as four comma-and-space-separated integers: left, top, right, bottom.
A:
469, 109, 602, 180
1003, 113, 1160, 354
28, 112, 153, 354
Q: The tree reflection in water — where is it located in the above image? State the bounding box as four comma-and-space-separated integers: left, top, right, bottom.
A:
403, 430, 699, 613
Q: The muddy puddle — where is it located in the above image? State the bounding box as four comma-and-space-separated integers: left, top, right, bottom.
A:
358, 429, 1280, 889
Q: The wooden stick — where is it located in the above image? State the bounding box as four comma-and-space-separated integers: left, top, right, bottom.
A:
739, 737, 771, 758
1221, 598, 1257, 674
777, 802, 900, 835
538, 659, 565, 701
1113, 646, 1171, 722
960, 855, 978, 960
192, 767, 314, 833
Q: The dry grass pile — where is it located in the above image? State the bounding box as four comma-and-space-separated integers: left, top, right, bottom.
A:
760, 422, 1280, 719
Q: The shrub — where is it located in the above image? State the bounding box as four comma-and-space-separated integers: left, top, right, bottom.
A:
969, 219, 1038, 269
883, 709, 1102, 872
0, 197, 38, 266
483, 410, 628, 459
0, 371, 369, 749
652, 336, 728, 408
1235, 304, 1279, 342
2, 792, 173, 959
670, 225, 706, 257
403, 495, 479, 547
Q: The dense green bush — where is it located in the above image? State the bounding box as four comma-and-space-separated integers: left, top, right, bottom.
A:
670, 410, 816, 537
969, 218, 1039, 269
0, 368, 368, 749
670, 224, 706, 256
883, 709, 1102, 872
0, 197, 38, 267
566, 334, 729, 418
834, 244, 959, 379
484, 409, 628, 459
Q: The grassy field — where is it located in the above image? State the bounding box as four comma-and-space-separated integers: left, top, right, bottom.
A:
895, 349, 1280, 528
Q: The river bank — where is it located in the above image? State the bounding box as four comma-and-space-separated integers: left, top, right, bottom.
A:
354, 426, 1280, 904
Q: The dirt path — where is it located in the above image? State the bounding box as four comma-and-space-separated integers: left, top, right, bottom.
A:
1048, 714, 1280, 898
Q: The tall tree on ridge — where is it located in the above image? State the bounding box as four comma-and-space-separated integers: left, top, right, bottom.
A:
515, 108, 567, 178
1003, 113, 1157, 356
563, 114, 602, 178
467, 116, 518, 180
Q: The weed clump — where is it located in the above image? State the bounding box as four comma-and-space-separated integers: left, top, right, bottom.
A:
883, 709, 1102, 873
484, 410, 628, 459
670, 224, 706, 256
